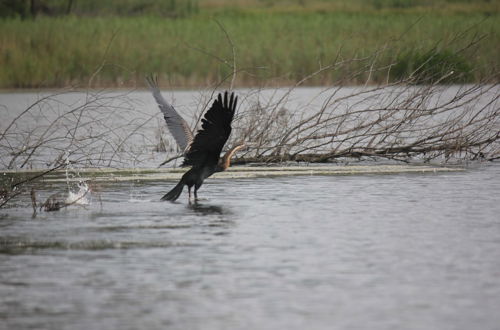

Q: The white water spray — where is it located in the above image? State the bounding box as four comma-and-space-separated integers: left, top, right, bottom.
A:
65, 181, 91, 206
64, 152, 91, 207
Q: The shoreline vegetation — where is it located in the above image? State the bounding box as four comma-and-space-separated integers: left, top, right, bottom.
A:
0, 0, 499, 89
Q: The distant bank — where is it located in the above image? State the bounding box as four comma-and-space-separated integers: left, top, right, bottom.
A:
1, 4, 498, 89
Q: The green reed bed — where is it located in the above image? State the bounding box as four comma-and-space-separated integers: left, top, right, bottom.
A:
0, 11, 498, 88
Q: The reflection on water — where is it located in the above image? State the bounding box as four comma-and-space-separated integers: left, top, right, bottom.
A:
1, 164, 500, 330
188, 202, 227, 216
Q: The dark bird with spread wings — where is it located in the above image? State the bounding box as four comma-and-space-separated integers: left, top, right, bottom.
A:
147, 76, 245, 202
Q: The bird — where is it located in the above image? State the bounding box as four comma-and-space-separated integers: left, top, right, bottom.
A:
147, 76, 245, 202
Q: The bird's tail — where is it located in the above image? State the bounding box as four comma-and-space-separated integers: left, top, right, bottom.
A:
161, 181, 184, 202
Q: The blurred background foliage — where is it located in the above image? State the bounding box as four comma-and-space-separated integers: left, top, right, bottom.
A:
0, 0, 498, 88
1, 0, 497, 17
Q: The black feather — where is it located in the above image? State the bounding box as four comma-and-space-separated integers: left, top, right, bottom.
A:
183, 91, 237, 167
161, 181, 184, 201
161, 91, 238, 202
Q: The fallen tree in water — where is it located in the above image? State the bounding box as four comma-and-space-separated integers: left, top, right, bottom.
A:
230, 82, 499, 164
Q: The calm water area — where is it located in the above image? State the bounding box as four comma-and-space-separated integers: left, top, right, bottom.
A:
1, 87, 500, 329
1, 163, 499, 330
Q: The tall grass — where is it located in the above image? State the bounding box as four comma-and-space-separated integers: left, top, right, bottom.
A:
0, 11, 498, 88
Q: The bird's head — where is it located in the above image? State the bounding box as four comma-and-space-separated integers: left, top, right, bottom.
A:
217, 142, 252, 171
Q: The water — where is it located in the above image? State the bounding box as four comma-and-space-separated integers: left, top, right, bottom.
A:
1, 85, 499, 328
1, 163, 500, 330
2, 85, 498, 168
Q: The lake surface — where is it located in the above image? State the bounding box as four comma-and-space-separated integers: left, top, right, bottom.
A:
1, 163, 500, 330
1, 85, 498, 168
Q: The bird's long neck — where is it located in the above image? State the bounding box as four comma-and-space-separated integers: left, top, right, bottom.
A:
216, 144, 245, 172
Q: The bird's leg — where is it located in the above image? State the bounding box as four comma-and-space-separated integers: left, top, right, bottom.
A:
188, 187, 192, 203
194, 188, 198, 201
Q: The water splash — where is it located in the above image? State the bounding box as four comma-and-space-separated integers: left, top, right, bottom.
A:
65, 181, 91, 206
64, 152, 91, 207
64, 151, 75, 191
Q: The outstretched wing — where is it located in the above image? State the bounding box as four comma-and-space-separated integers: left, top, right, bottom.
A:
146, 75, 193, 152
183, 91, 237, 167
